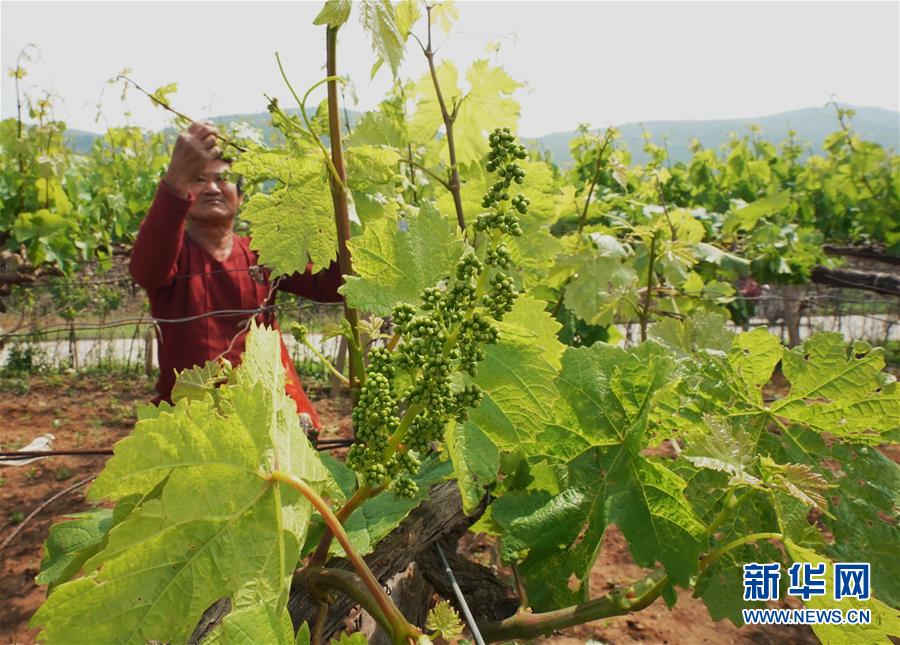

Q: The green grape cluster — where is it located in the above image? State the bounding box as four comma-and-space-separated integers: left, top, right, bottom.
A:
345, 347, 399, 486
511, 193, 531, 214
347, 127, 529, 499
483, 274, 517, 317
485, 243, 512, 269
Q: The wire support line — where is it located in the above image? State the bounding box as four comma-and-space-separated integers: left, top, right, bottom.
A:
13, 266, 282, 288
435, 543, 486, 645
0, 439, 355, 463
0, 301, 333, 341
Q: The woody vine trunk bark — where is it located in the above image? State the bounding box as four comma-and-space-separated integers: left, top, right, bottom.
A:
326, 25, 364, 387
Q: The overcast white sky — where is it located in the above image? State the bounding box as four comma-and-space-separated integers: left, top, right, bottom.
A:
2, 1, 898, 137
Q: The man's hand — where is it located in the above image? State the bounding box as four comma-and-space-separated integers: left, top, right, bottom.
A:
162, 122, 221, 198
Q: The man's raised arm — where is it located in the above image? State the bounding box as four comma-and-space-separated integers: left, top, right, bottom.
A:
129, 122, 220, 290
278, 261, 344, 303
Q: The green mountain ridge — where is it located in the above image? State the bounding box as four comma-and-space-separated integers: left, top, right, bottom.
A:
64, 104, 899, 167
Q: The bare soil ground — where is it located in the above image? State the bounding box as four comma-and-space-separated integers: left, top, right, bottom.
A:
0, 374, 819, 644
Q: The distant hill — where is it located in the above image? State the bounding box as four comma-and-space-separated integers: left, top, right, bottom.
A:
65, 104, 899, 167
526, 106, 899, 167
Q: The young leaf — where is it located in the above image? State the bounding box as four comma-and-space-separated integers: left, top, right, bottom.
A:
171, 360, 229, 403
313, 0, 352, 27
682, 416, 761, 487
360, 0, 406, 79
426, 600, 463, 640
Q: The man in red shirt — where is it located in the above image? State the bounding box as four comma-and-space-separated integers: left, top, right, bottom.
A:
129, 122, 342, 429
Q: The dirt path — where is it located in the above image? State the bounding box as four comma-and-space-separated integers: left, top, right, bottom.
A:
0, 375, 815, 644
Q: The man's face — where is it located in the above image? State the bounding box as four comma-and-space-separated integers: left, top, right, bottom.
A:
186, 159, 241, 224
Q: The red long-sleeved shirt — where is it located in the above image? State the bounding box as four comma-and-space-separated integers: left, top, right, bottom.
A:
129, 181, 343, 428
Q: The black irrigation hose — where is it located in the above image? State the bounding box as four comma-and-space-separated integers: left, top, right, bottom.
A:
0, 439, 355, 462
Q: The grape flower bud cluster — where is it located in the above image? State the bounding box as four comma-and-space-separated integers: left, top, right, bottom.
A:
346, 128, 528, 499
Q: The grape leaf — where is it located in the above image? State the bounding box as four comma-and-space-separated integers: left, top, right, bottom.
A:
467, 295, 564, 455
205, 605, 296, 645
346, 145, 402, 222
723, 190, 791, 234
31, 326, 333, 644
649, 311, 734, 359
824, 443, 900, 608
445, 420, 499, 514
347, 110, 407, 148
233, 151, 337, 274
785, 541, 900, 645
486, 341, 702, 609
171, 360, 229, 403
340, 204, 464, 315
35, 509, 114, 589
675, 329, 897, 445
682, 416, 761, 486
410, 60, 521, 166
560, 241, 639, 327
313, 0, 352, 27
360, 0, 406, 79
771, 335, 899, 442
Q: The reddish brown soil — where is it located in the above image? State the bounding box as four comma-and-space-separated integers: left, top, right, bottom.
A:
0, 374, 818, 645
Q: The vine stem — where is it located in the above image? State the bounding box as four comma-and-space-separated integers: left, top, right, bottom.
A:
479, 568, 668, 642
273, 53, 348, 195
577, 128, 614, 234
309, 482, 379, 567
419, 3, 466, 232
307, 568, 391, 636
116, 74, 246, 153
299, 335, 349, 386
324, 27, 365, 389
698, 532, 784, 574
639, 231, 659, 342
269, 471, 416, 642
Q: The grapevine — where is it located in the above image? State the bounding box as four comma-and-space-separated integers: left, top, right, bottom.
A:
7, 3, 897, 645
345, 127, 526, 500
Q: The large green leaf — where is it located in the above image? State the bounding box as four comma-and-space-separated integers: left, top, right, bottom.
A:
826, 443, 900, 608
339, 204, 464, 314
785, 541, 900, 645
467, 295, 564, 455
483, 341, 702, 609
560, 237, 639, 326
409, 60, 521, 165
234, 151, 337, 274
31, 326, 333, 644
772, 334, 898, 443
